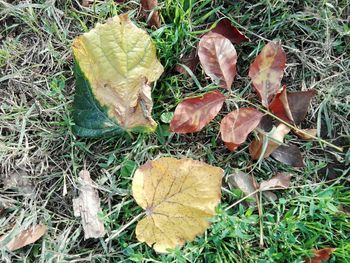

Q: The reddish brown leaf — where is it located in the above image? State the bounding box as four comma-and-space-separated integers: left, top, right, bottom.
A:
198, 32, 237, 89
259, 173, 291, 191
0, 224, 47, 251
175, 49, 199, 75
220, 108, 264, 151
140, 0, 161, 28
271, 144, 305, 167
249, 41, 286, 107
293, 128, 317, 140
170, 90, 225, 133
211, 18, 249, 44
287, 90, 317, 125
306, 248, 336, 263
249, 123, 291, 160
269, 85, 294, 123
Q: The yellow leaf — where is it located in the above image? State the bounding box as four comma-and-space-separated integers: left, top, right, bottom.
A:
132, 157, 223, 253
72, 14, 164, 131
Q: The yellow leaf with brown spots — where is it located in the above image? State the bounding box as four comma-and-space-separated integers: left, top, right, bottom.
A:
132, 157, 223, 253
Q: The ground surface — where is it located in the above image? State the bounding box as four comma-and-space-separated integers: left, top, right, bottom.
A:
0, 0, 350, 262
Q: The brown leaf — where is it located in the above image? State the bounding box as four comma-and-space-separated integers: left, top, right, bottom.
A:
293, 128, 317, 140
211, 18, 250, 44
249, 41, 286, 107
259, 173, 291, 191
306, 248, 336, 263
175, 49, 199, 75
73, 170, 105, 239
140, 0, 161, 28
1, 224, 47, 251
269, 85, 294, 123
227, 171, 257, 197
287, 89, 317, 125
198, 32, 237, 89
249, 123, 291, 160
170, 90, 225, 133
220, 108, 264, 151
271, 144, 305, 167
81, 0, 93, 7
2, 170, 34, 194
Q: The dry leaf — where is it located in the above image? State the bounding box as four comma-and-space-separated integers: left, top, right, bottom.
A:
0, 224, 47, 251
249, 123, 291, 160
306, 248, 336, 263
140, 0, 161, 28
269, 85, 294, 123
249, 41, 286, 107
198, 32, 237, 89
220, 108, 264, 151
81, 0, 93, 7
175, 49, 199, 75
73, 170, 105, 239
211, 18, 249, 44
72, 14, 164, 137
2, 170, 34, 194
259, 173, 291, 191
170, 90, 225, 133
271, 145, 305, 167
287, 89, 317, 125
293, 128, 317, 140
132, 157, 223, 253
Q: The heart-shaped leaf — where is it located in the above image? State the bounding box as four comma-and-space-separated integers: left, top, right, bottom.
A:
132, 157, 223, 253
220, 108, 264, 151
249, 41, 286, 107
170, 90, 225, 133
72, 14, 164, 137
198, 32, 237, 89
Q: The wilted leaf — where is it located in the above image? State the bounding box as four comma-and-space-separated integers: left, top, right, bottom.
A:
269, 85, 294, 123
140, 0, 161, 28
249, 123, 291, 160
72, 14, 164, 137
287, 89, 317, 125
73, 170, 105, 239
259, 173, 291, 191
271, 144, 305, 167
306, 248, 336, 263
220, 108, 264, 151
175, 49, 199, 75
132, 157, 223, 253
170, 90, 225, 133
249, 41, 286, 107
293, 128, 317, 140
198, 32, 237, 89
211, 18, 249, 44
0, 224, 47, 251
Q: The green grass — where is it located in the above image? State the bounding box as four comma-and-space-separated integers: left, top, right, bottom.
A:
0, 0, 349, 262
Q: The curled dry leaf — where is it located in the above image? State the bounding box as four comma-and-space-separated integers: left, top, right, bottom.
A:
271, 144, 305, 167
306, 248, 336, 263
0, 224, 47, 251
198, 32, 237, 90
170, 90, 225, 133
211, 18, 250, 44
72, 14, 163, 137
132, 157, 223, 253
259, 173, 291, 191
249, 123, 291, 160
249, 41, 286, 107
140, 0, 161, 28
293, 128, 317, 140
220, 108, 264, 151
73, 170, 105, 239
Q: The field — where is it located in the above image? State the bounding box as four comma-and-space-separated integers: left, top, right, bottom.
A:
0, 0, 349, 262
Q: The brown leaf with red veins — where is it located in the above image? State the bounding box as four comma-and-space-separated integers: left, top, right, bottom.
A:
170, 90, 225, 133
140, 0, 161, 28
198, 32, 237, 90
269, 85, 294, 123
220, 108, 264, 151
249, 41, 286, 107
175, 49, 199, 75
287, 90, 317, 125
271, 145, 305, 167
306, 248, 336, 263
249, 123, 291, 160
211, 18, 250, 44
